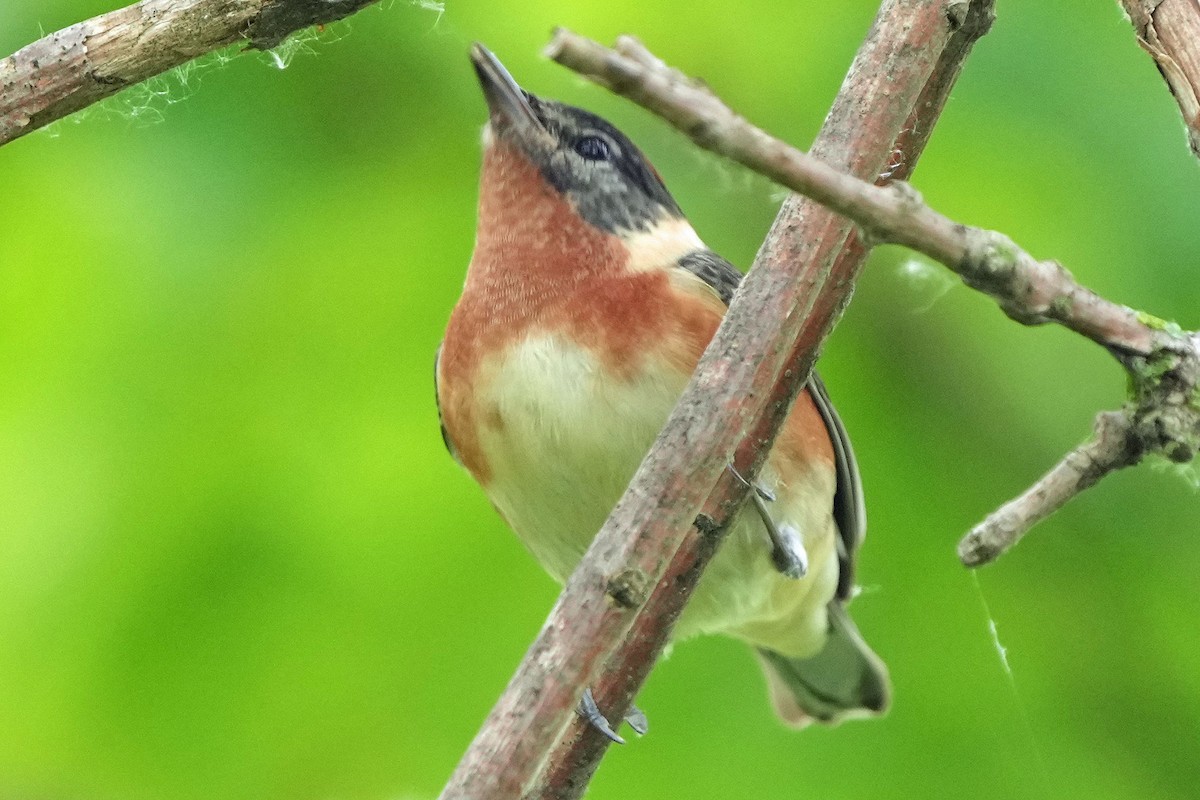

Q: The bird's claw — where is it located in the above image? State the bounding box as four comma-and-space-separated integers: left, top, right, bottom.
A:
624, 704, 649, 736
579, 688, 625, 745
725, 462, 774, 501
577, 689, 648, 743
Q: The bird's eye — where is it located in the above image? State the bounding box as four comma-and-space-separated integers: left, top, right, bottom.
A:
573, 135, 611, 161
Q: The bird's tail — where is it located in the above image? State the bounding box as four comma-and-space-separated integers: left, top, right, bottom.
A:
755, 601, 890, 727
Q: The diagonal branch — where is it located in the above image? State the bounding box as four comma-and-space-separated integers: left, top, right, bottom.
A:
546, 28, 1200, 569
438, 2, 996, 798
0, 0, 380, 146
531, 6, 996, 795
958, 412, 1144, 566
961, 326, 1200, 564
1120, 0, 1200, 159
547, 31, 1160, 358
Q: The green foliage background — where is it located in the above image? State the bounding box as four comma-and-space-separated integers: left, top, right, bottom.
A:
1, 1, 1198, 798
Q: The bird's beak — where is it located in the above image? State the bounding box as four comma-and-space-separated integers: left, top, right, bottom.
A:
470, 43, 547, 139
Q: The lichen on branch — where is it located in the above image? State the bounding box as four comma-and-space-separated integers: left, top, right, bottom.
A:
0, 0, 381, 145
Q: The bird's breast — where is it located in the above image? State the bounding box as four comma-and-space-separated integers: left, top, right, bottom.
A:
466, 328, 840, 657
472, 330, 690, 580
438, 268, 841, 654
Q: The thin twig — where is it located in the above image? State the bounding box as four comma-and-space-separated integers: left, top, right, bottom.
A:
958, 412, 1143, 566
546, 29, 1159, 358
0, 0, 380, 146
964, 323, 1200, 565
545, 28, 1200, 567
438, 2, 996, 798
1120, 0, 1200, 158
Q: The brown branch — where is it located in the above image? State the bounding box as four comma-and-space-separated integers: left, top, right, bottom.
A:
547, 31, 1160, 358
438, 2, 996, 798
531, 5, 996, 795
962, 324, 1200, 564
958, 412, 1144, 566
1120, 0, 1200, 158
544, 24, 1200, 568
0, 0, 379, 146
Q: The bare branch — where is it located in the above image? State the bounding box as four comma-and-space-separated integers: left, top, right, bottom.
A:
0, 0, 379, 146
533, 3, 997, 793
958, 412, 1144, 566
545, 26, 1200, 568
546, 30, 1159, 358
1120, 0, 1200, 158
438, 2, 996, 798
959, 322, 1200, 564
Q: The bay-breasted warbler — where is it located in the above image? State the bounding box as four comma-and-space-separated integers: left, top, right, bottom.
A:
436, 44, 889, 729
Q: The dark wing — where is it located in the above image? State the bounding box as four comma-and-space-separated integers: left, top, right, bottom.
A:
434, 342, 461, 465
675, 249, 865, 599
807, 372, 866, 601
677, 249, 741, 305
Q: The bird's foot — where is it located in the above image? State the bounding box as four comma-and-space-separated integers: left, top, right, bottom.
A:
770, 523, 808, 579
624, 704, 649, 736
725, 462, 775, 502
579, 688, 624, 744
727, 462, 808, 579
578, 688, 648, 744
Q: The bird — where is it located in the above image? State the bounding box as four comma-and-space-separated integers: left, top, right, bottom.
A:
435, 43, 889, 731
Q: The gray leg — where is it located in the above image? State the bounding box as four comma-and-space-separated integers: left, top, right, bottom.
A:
727, 463, 808, 579
750, 492, 808, 579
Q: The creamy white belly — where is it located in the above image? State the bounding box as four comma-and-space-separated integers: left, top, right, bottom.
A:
476, 333, 838, 656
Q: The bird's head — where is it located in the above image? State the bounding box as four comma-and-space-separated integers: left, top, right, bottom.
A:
469, 44, 693, 250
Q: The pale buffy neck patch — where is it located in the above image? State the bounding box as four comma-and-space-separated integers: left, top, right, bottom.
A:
621, 217, 705, 273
